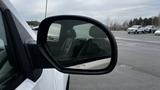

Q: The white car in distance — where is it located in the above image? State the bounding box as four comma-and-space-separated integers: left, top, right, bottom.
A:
144, 25, 157, 33
127, 25, 142, 34
155, 28, 160, 36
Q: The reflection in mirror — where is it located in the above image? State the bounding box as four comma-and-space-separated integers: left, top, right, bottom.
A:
47, 20, 111, 70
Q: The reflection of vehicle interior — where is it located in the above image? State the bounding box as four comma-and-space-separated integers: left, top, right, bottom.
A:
48, 28, 86, 59
78, 26, 111, 58
47, 24, 111, 66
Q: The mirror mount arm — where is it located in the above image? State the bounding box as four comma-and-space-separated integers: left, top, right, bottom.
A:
26, 44, 54, 69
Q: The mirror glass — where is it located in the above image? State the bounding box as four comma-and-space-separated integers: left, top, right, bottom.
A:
46, 19, 111, 70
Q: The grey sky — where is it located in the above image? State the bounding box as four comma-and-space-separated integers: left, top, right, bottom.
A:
10, 0, 160, 24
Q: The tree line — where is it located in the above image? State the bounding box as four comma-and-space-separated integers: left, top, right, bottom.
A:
128, 16, 160, 27
26, 14, 160, 31
108, 13, 160, 31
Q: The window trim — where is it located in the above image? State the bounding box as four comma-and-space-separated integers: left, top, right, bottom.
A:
0, 8, 26, 89
2, 8, 43, 89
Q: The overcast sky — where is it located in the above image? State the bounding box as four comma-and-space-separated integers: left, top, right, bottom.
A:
10, 0, 160, 24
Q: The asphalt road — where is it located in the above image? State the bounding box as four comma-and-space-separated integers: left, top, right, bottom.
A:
70, 31, 160, 90
112, 31, 160, 42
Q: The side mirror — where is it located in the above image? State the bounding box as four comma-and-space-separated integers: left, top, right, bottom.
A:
37, 15, 118, 75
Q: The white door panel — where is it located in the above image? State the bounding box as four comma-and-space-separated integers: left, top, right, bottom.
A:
33, 69, 68, 90
16, 79, 35, 90
16, 69, 68, 90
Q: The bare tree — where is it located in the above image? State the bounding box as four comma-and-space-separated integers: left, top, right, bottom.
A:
158, 13, 160, 26
122, 21, 129, 30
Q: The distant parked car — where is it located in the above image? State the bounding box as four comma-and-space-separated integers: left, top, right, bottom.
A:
155, 29, 160, 36
144, 25, 157, 33
127, 25, 142, 34
138, 27, 146, 33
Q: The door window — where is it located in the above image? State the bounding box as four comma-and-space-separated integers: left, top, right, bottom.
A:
0, 11, 16, 89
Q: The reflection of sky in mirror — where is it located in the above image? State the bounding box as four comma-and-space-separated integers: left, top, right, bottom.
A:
11, 0, 160, 23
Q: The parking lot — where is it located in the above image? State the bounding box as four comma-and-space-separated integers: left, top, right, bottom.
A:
70, 31, 160, 90
112, 31, 160, 43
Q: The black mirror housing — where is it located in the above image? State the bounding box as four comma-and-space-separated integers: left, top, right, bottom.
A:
37, 15, 118, 75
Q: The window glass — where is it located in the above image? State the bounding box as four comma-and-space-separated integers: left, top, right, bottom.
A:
73, 24, 93, 40
0, 11, 16, 89
47, 23, 61, 42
